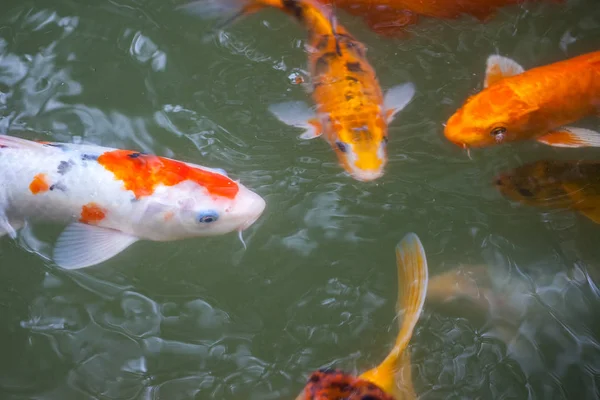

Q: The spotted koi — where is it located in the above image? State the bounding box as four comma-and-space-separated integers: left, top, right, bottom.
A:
179, 0, 415, 181
0, 135, 265, 269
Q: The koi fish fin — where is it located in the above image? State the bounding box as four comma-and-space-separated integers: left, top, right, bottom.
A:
0, 213, 21, 239
268, 101, 322, 140
383, 83, 416, 123
359, 233, 428, 397
562, 182, 600, 224
177, 0, 260, 34
574, 205, 600, 224
177, 0, 255, 20
537, 127, 600, 148
53, 223, 139, 270
0, 134, 52, 151
484, 55, 525, 88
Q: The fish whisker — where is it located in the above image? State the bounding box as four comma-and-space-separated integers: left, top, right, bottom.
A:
238, 229, 247, 250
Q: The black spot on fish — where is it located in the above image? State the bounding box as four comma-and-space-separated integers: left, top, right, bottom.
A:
49, 182, 67, 192
315, 35, 329, 50
518, 188, 534, 197
128, 152, 142, 159
57, 160, 74, 175
345, 93, 354, 101
314, 51, 337, 76
346, 62, 364, 73
345, 76, 359, 83
81, 153, 98, 161
282, 0, 303, 20
45, 143, 67, 150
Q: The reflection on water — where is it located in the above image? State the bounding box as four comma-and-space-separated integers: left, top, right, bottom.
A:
0, 0, 599, 399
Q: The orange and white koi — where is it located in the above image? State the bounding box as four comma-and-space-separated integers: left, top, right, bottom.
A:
180, 0, 415, 181
295, 233, 428, 399
444, 52, 600, 150
0, 135, 265, 269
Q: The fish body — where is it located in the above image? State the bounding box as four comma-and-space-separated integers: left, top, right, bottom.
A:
316, 0, 559, 37
444, 52, 600, 149
0, 135, 265, 269
180, 0, 415, 181
494, 159, 600, 224
296, 233, 428, 399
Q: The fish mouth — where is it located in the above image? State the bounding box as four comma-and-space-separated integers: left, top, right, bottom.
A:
238, 195, 266, 231
348, 167, 384, 182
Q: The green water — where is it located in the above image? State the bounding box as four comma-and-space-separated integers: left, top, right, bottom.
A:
1, 0, 600, 399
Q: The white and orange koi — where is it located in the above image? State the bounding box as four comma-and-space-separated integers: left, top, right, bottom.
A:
0, 135, 265, 269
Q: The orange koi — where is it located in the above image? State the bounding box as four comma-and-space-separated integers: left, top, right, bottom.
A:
316, 0, 561, 38
180, 0, 415, 181
295, 233, 428, 399
494, 159, 600, 224
445, 52, 600, 149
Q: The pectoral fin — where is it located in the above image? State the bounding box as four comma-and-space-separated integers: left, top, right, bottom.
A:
537, 127, 600, 147
268, 101, 322, 140
0, 213, 21, 239
383, 82, 416, 122
484, 55, 525, 88
53, 223, 139, 269
562, 182, 600, 224
359, 232, 428, 398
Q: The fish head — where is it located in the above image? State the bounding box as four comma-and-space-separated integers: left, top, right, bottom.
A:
493, 161, 571, 208
298, 369, 395, 400
330, 115, 388, 181
146, 173, 265, 238
444, 85, 539, 148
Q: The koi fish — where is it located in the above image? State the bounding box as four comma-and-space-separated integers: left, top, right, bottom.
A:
295, 232, 428, 399
494, 159, 600, 224
444, 52, 600, 149
0, 135, 266, 269
179, 0, 415, 181
317, 0, 559, 38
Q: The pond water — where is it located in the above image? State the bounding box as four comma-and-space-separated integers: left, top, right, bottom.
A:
0, 0, 599, 399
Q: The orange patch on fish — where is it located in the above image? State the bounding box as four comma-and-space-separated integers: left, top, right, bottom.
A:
164, 211, 175, 221
29, 173, 50, 194
97, 150, 239, 199
80, 202, 107, 224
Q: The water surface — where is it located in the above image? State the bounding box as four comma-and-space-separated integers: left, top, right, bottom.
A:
1, 0, 599, 399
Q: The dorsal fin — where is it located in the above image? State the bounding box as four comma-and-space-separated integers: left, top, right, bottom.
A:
484, 55, 525, 88
359, 233, 428, 398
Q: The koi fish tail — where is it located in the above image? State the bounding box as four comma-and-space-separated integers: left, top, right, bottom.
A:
178, 0, 338, 41
359, 233, 428, 398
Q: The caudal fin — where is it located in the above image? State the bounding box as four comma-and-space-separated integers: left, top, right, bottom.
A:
359, 233, 428, 398
177, 0, 263, 33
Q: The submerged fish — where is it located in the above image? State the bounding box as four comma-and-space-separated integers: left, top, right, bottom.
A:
317, 0, 560, 38
494, 159, 600, 224
295, 232, 428, 399
180, 0, 415, 181
444, 52, 600, 149
0, 135, 266, 269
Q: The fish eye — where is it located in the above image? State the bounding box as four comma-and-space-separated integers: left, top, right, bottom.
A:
382, 136, 388, 145
197, 211, 219, 223
335, 141, 348, 153
490, 127, 507, 137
